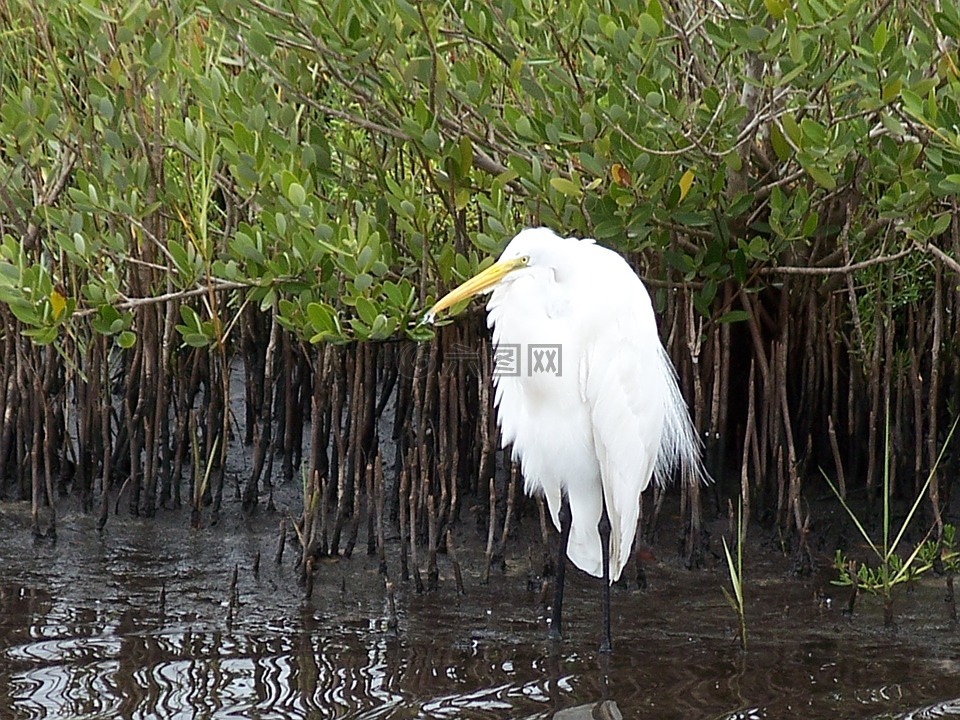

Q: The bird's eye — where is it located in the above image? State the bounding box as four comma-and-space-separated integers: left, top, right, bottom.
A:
519, 255, 530, 265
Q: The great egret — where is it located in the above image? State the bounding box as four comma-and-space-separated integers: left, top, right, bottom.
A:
425, 227, 703, 652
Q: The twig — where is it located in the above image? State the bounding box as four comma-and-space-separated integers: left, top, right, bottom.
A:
759, 246, 914, 275
446, 529, 465, 595
275, 517, 287, 565
385, 580, 399, 632
827, 415, 846, 499
925, 242, 960, 276
73, 279, 254, 317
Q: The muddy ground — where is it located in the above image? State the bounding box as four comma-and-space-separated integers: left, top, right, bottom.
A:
3, 471, 960, 719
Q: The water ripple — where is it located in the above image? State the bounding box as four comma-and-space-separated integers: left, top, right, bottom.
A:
6, 512, 960, 719
875, 697, 960, 719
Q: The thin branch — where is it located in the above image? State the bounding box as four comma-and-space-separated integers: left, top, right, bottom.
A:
759, 246, 915, 276
925, 242, 960, 277
73, 279, 253, 317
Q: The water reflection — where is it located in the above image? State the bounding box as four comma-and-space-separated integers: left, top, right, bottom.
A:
5, 510, 960, 719
1, 568, 614, 719
2, 614, 562, 719
874, 697, 960, 719
552, 700, 622, 720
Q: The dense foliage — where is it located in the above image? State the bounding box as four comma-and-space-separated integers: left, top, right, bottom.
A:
1, 0, 958, 562
2, 0, 958, 341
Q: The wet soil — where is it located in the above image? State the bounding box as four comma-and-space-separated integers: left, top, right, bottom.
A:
3, 486, 960, 720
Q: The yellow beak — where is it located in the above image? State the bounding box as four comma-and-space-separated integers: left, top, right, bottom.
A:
424, 257, 525, 323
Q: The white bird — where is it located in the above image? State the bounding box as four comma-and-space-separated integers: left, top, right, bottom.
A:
425, 227, 703, 651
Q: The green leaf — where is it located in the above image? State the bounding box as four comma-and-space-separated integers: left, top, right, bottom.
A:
354, 272, 373, 292
421, 128, 441, 152
940, 174, 960, 194
638, 13, 659, 37
732, 249, 747, 283
800, 118, 827, 146
934, 10, 960, 39
458, 135, 473, 176
514, 116, 533, 138
168, 240, 193, 277
678, 169, 695, 202
247, 28, 275, 56
307, 302, 334, 333
872, 22, 888, 54
287, 182, 306, 207
930, 213, 951, 237
763, 0, 786, 20
900, 88, 923, 119
182, 333, 211, 348
550, 177, 582, 198
718, 310, 750, 324
354, 296, 378, 326
646, 0, 663, 28
769, 123, 791, 161
881, 77, 902, 103
805, 165, 836, 190
179, 304, 202, 332
23, 326, 58, 345
780, 114, 802, 147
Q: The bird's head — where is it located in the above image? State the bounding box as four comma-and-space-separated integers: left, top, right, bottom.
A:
424, 228, 564, 323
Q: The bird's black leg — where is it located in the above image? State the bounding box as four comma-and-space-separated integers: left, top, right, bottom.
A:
598, 497, 613, 653
549, 496, 572, 642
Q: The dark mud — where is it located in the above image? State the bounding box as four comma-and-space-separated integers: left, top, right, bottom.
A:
3, 490, 960, 720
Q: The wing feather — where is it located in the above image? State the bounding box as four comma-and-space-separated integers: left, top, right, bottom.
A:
485, 231, 704, 583
581, 310, 665, 581
576, 243, 703, 581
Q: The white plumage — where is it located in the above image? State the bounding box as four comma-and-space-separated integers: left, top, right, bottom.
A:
426, 226, 703, 649
484, 228, 700, 580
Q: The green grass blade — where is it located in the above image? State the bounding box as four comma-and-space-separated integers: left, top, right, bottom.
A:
721, 535, 743, 608
820, 468, 882, 560
889, 413, 960, 559
883, 403, 890, 556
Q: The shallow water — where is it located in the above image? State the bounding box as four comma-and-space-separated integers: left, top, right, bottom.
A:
3, 505, 960, 719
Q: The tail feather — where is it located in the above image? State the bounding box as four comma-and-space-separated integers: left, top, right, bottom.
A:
653, 345, 707, 487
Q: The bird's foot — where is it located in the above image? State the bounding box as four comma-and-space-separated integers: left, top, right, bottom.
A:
547, 625, 563, 644
598, 637, 613, 654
